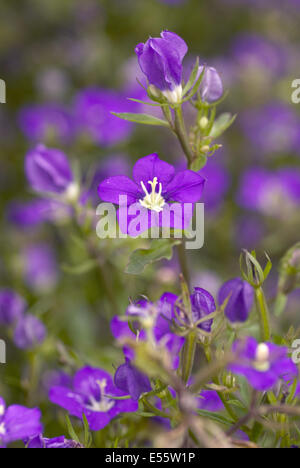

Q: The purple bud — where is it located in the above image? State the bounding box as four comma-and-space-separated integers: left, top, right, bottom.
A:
190, 287, 216, 332
135, 31, 188, 102
0, 289, 26, 325
13, 315, 47, 350
114, 360, 151, 401
25, 144, 73, 194
198, 66, 223, 103
218, 278, 254, 323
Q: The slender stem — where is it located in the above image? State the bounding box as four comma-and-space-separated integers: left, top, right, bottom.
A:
255, 287, 271, 341
174, 106, 194, 167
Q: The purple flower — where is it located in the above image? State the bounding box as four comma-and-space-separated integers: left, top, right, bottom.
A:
7, 198, 72, 229
25, 144, 74, 195
197, 390, 224, 412
19, 104, 74, 145
22, 244, 58, 293
13, 315, 47, 350
190, 288, 215, 332
218, 278, 254, 323
135, 31, 188, 103
0, 290, 26, 326
49, 367, 138, 431
26, 434, 82, 449
230, 337, 298, 391
0, 397, 42, 448
241, 103, 300, 156
74, 88, 139, 146
237, 167, 300, 217
98, 153, 205, 235
197, 66, 223, 103
114, 359, 152, 401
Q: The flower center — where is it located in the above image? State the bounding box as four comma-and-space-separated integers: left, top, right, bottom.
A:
140, 177, 165, 213
0, 422, 6, 436
254, 343, 270, 372
86, 379, 115, 413
0, 405, 4, 417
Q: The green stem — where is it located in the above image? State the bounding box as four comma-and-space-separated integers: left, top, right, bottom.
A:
181, 330, 197, 384
174, 106, 194, 167
255, 287, 271, 341
177, 242, 190, 287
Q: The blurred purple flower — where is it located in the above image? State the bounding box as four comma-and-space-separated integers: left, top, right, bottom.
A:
98, 153, 205, 234
19, 104, 74, 144
199, 160, 229, 211
235, 215, 264, 250
197, 390, 224, 412
218, 278, 254, 323
13, 314, 47, 350
25, 144, 74, 195
26, 434, 82, 449
23, 244, 59, 293
230, 337, 298, 391
7, 198, 72, 229
241, 103, 300, 155
49, 367, 138, 431
114, 359, 151, 401
135, 31, 187, 103
197, 66, 223, 103
0, 397, 42, 448
0, 289, 26, 326
74, 88, 139, 146
237, 167, 300, 217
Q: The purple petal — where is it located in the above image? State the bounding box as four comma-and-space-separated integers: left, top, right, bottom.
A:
98, 176, 140, 205
165, 170, 205, 202
132, 153, 175, 187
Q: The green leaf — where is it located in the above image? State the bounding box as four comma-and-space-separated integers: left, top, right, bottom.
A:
210, 113, 236, 139
125, 239, 180, 275
111, 112, 170, 128
65, 415, 81, 444
127, 98, 163, 107
182, 65, 206, 102
82, 413, 92, 448
183, 57, 200, 96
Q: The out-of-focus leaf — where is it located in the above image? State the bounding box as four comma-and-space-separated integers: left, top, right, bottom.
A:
125, 239, 181, 275
111, 112, 169, 127
210, 113, 236, 138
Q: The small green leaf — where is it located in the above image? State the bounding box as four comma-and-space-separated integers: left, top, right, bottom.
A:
125, 239, 181, 275
111, 112, 170, 128
65, 415, 81, 444
210, 113, 236, 139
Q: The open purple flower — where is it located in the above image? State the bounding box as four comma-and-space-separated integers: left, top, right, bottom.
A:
0, 397, 42, 448
197, 66, 223, 103
19, 104, 74, 145
218, 278, 254, 323
49, 367, 138, 431
13, 314, 47, 350
0, 289, 26, 326
26, 434, 82, 449
135, 31, 188, 103
74, 88, 139, 146
230, 337, 298, 391
25, 144, 75, 196
114, 359, 152, 401
98, 153, 205, 235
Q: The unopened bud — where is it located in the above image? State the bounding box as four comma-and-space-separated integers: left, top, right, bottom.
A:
199, 117, 209, 129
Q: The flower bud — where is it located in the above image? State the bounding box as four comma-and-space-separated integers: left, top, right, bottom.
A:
198, 66, 223, 103
218, 278, 254, 323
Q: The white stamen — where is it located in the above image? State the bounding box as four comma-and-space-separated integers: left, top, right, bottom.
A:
162, 85, 183, 104
64, 182, 80, 203
139, 177, 165, 213
86, 379, 115, 413
254, 343, 270, 372
0, 405, 4, 417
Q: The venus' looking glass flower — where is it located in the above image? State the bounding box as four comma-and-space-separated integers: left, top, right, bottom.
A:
197, 66, 223, 103
0, 397, 42, 448
218, 278, 254, 323
135, 31, 188, 104
49, 367, 137, 431
230, 337, 298, 391
25, 144, 76, 200
98, 153, 205, 234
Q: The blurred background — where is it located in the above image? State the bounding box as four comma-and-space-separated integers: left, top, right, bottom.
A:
0, 0, 299, 441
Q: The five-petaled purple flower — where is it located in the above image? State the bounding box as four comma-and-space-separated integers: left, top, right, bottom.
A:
0, 397, 42, 448
0, 289, 26, 326
49, 367, 138, 431
98, 153, 205, 235
230, 337, 298, 391
218, 278, 254, 323
135, 31, 188, 103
